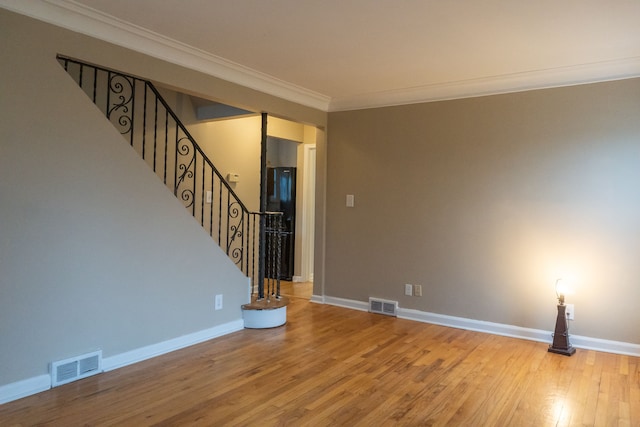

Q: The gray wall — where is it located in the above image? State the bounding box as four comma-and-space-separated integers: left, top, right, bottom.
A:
0, 10, 259, 386
326, 79, 640, 344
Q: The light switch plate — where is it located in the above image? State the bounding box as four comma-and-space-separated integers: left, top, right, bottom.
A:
346, 194, 355, 207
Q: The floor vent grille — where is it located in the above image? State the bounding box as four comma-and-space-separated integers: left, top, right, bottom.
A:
51, 350, 103, 387
369, 298, 398, 317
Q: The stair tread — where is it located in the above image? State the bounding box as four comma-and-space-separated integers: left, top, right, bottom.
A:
242, 295, 290, 310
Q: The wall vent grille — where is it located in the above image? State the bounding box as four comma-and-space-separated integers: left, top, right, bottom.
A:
369, 298, 398, 317
51, 350, 103, 387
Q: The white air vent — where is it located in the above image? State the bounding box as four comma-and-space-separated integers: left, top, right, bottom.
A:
51, 350, 103, 387
369, 297, 398, 317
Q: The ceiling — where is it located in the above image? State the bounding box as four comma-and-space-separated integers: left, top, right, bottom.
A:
3, 0, 640, 111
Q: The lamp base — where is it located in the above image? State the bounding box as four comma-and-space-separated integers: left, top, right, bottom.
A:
548, 303, 576, 357
548, 345, 576, 356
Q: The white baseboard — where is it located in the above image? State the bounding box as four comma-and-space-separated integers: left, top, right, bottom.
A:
398, 307, 550, 343
103, 319, 244, 371
293, 276, 315, 283
0, 319, 244, 405
318, 296, 640, 357
318, 295, 369, 312
0, 375, 50, 405
569, 334, 640, 357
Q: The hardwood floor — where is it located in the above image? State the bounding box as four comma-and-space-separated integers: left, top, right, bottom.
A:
279, 280, 313, 300
1, 298, 638, 426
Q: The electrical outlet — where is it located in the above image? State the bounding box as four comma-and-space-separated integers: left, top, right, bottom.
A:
565, 303, 574, 320
414, 284, 422, 297
215, 294, 223, 310
404, 284, 413, 296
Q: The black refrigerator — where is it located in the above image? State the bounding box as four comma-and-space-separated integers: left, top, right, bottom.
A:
266, 167, 296, 280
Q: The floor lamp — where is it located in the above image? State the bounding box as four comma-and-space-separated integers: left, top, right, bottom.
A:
548, 278, 576, 356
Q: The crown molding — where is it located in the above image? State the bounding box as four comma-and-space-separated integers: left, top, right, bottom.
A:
3, 1, 640, 113
329, 56, 640, 111
0, 0, 331, 111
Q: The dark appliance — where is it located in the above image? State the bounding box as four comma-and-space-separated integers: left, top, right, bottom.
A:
266, 167, 296, 280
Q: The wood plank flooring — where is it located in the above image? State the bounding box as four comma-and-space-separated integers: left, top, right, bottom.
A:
278, 280, 313, 300
1, 298, 638, 426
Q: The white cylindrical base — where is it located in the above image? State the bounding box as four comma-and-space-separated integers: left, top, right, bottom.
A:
242, 306, 287, 329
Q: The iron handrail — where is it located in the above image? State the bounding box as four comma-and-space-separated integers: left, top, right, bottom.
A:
57, 55, 282, 298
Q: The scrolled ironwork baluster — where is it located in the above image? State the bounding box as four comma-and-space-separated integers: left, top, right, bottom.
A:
107, 72, 134, 136
175, 136, 195, 209
227, 200, 244, 267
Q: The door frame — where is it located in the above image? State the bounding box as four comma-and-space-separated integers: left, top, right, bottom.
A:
299, 144, 316, 282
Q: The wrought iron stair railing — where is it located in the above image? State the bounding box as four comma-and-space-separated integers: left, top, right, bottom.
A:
57, 55, 282, 300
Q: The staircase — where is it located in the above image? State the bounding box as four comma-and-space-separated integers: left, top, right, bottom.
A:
57, 55, 289, 327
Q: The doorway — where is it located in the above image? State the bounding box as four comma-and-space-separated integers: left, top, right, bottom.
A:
266, 129, 315, 297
